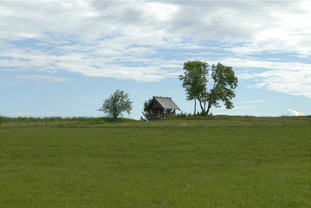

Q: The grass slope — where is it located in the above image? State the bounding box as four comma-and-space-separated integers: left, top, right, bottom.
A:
0, 116, 310, 207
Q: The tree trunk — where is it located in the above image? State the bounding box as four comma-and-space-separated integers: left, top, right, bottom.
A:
206, 82, 217, 115
113, 107, 117, 119
198, 98, 205, 114
206, 102, 212, 115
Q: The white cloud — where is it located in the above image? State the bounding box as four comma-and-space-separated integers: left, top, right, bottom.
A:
252, 70, 311, 98
287, 109, 304, 116
16, 75, 67, 82
145, 2, 179, 21
1, 1, 310, 51
231, 58, 311, 98
0, 1, 310, 96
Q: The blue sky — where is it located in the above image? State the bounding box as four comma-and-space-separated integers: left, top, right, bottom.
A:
0, 0, 310, 119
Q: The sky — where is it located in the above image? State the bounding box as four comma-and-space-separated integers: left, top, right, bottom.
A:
0, 0, 310, 119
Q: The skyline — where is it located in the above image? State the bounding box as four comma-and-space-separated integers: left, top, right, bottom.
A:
0, 0, 310, 119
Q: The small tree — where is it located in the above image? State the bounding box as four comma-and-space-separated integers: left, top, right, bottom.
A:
98, 89, 132, 119
141, 99, 157, 121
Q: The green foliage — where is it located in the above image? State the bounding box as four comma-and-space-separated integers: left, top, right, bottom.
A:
173, 111, 188, 118
1, 117, 310, 207
179, 61, 209, 114
98, 89, 132, 119
206, 63, 238, 112
179, 61, 238, 115
141, 99, 159, 121
179, 61, 209, 101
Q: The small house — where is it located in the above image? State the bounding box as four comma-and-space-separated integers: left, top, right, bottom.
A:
145, 96, 180, 120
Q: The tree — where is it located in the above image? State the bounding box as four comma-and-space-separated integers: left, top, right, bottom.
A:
180, 61, 238, 115
205, 62, 238, 115
179, 61, 209, 114
98, 89, 132, 119
141, 99, 156, 121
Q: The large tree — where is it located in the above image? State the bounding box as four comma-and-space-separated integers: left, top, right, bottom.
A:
98, 89, 132, 119
180, 61, 238, 115
179, 61, 209, 114
205, 62, 238, 114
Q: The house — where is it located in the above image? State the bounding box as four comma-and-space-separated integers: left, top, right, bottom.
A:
144, 96, 180, 120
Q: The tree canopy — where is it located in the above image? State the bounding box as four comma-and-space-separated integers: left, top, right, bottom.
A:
179, 61, 209, 114
98, 89, 132, 119
179, 61, 238, 115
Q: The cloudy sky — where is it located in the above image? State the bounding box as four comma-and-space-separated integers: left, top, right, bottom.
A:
1, 0, 310, 118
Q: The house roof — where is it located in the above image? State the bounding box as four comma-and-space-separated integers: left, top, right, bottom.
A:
152, 96, 180, 110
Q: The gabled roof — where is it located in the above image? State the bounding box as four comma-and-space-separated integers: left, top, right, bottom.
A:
152, 96, 180, 110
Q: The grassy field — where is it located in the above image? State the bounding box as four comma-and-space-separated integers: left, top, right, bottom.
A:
0, 116, 310, 207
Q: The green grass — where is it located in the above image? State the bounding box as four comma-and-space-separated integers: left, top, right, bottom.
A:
0, 116, 310, 207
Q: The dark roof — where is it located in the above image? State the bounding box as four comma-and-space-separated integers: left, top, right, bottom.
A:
150, 96, 180, 110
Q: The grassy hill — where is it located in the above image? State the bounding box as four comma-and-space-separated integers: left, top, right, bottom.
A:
0, 116, 310, 207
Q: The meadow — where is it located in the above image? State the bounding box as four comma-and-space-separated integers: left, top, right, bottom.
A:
0, 116, 310, 207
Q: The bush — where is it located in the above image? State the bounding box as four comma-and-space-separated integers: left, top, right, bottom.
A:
174, 111, 187, 118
